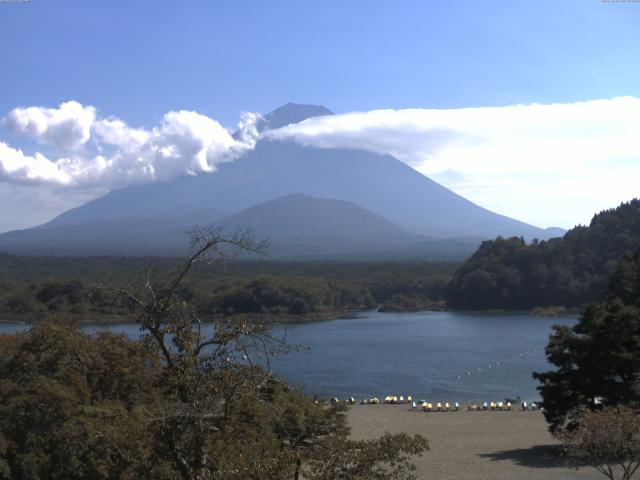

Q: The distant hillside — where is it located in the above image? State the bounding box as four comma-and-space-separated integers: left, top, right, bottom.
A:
215, 194, 480, 259
446, 199, 640, 309
214, 193, 419, 256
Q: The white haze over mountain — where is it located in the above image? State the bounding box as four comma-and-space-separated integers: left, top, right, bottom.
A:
0, 97, 639, 229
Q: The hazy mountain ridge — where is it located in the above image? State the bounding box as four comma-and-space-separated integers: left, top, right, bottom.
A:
0, 193, 477, 259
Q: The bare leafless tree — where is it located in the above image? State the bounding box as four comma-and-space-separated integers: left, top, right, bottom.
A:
112, 226, 428, 480
115, 227, 292, 480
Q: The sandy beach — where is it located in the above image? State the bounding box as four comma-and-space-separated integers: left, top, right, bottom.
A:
347, 404, 602, 480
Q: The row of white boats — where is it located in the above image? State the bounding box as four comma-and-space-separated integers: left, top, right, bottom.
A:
350, 395, 542, 411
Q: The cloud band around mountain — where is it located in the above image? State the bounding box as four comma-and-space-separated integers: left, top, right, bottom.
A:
266, 96, 640, 176
0, 97, 639, 228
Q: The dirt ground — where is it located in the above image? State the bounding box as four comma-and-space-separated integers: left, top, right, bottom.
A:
347, 404, 603, 480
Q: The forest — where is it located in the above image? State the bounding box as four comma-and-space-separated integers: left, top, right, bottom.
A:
446, 199, 640, 310
0, 254, 456, 322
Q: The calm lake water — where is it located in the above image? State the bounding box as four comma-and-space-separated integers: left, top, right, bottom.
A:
0, 311, 575, 403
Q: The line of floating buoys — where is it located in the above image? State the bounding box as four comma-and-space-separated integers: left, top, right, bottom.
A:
448, 345, 544, 380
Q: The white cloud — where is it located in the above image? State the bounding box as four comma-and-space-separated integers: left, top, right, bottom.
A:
0, 102, 260, 188
5, 101, 96, 151
93, 118, 149, 151
234, 111, 262, 145
267, 97, 640, 228
0, 143, 73, 184
151, 110, 237, 179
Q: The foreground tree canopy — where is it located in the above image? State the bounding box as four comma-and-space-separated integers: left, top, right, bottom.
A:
447, 199, 640, 310
558, 406, 640, 480
534, 249, 640, 433
0, 229, 428, 480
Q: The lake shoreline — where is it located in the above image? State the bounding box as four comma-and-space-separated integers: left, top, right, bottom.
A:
0, 309, 369, 326
0, 305, 578, 327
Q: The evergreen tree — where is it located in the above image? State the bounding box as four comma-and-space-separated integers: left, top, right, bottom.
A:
534, 249, 640, 433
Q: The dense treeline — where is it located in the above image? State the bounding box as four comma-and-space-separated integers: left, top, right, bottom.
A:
0, 254, 456, 321
447, 199, 640, 310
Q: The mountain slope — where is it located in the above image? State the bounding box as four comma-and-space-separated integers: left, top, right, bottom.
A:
0, 207, 225, 255
0, 103, 563, 257
42, 143, 557, 239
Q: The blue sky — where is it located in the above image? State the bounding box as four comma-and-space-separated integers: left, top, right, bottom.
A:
0, 0, 639, 231
3, 0, 639, 124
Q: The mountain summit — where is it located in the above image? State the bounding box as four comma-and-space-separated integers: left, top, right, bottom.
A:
257, 103, 333, 131
0, 103, 564, 258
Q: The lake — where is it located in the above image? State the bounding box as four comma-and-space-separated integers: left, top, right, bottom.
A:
0, 311, 574, 403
